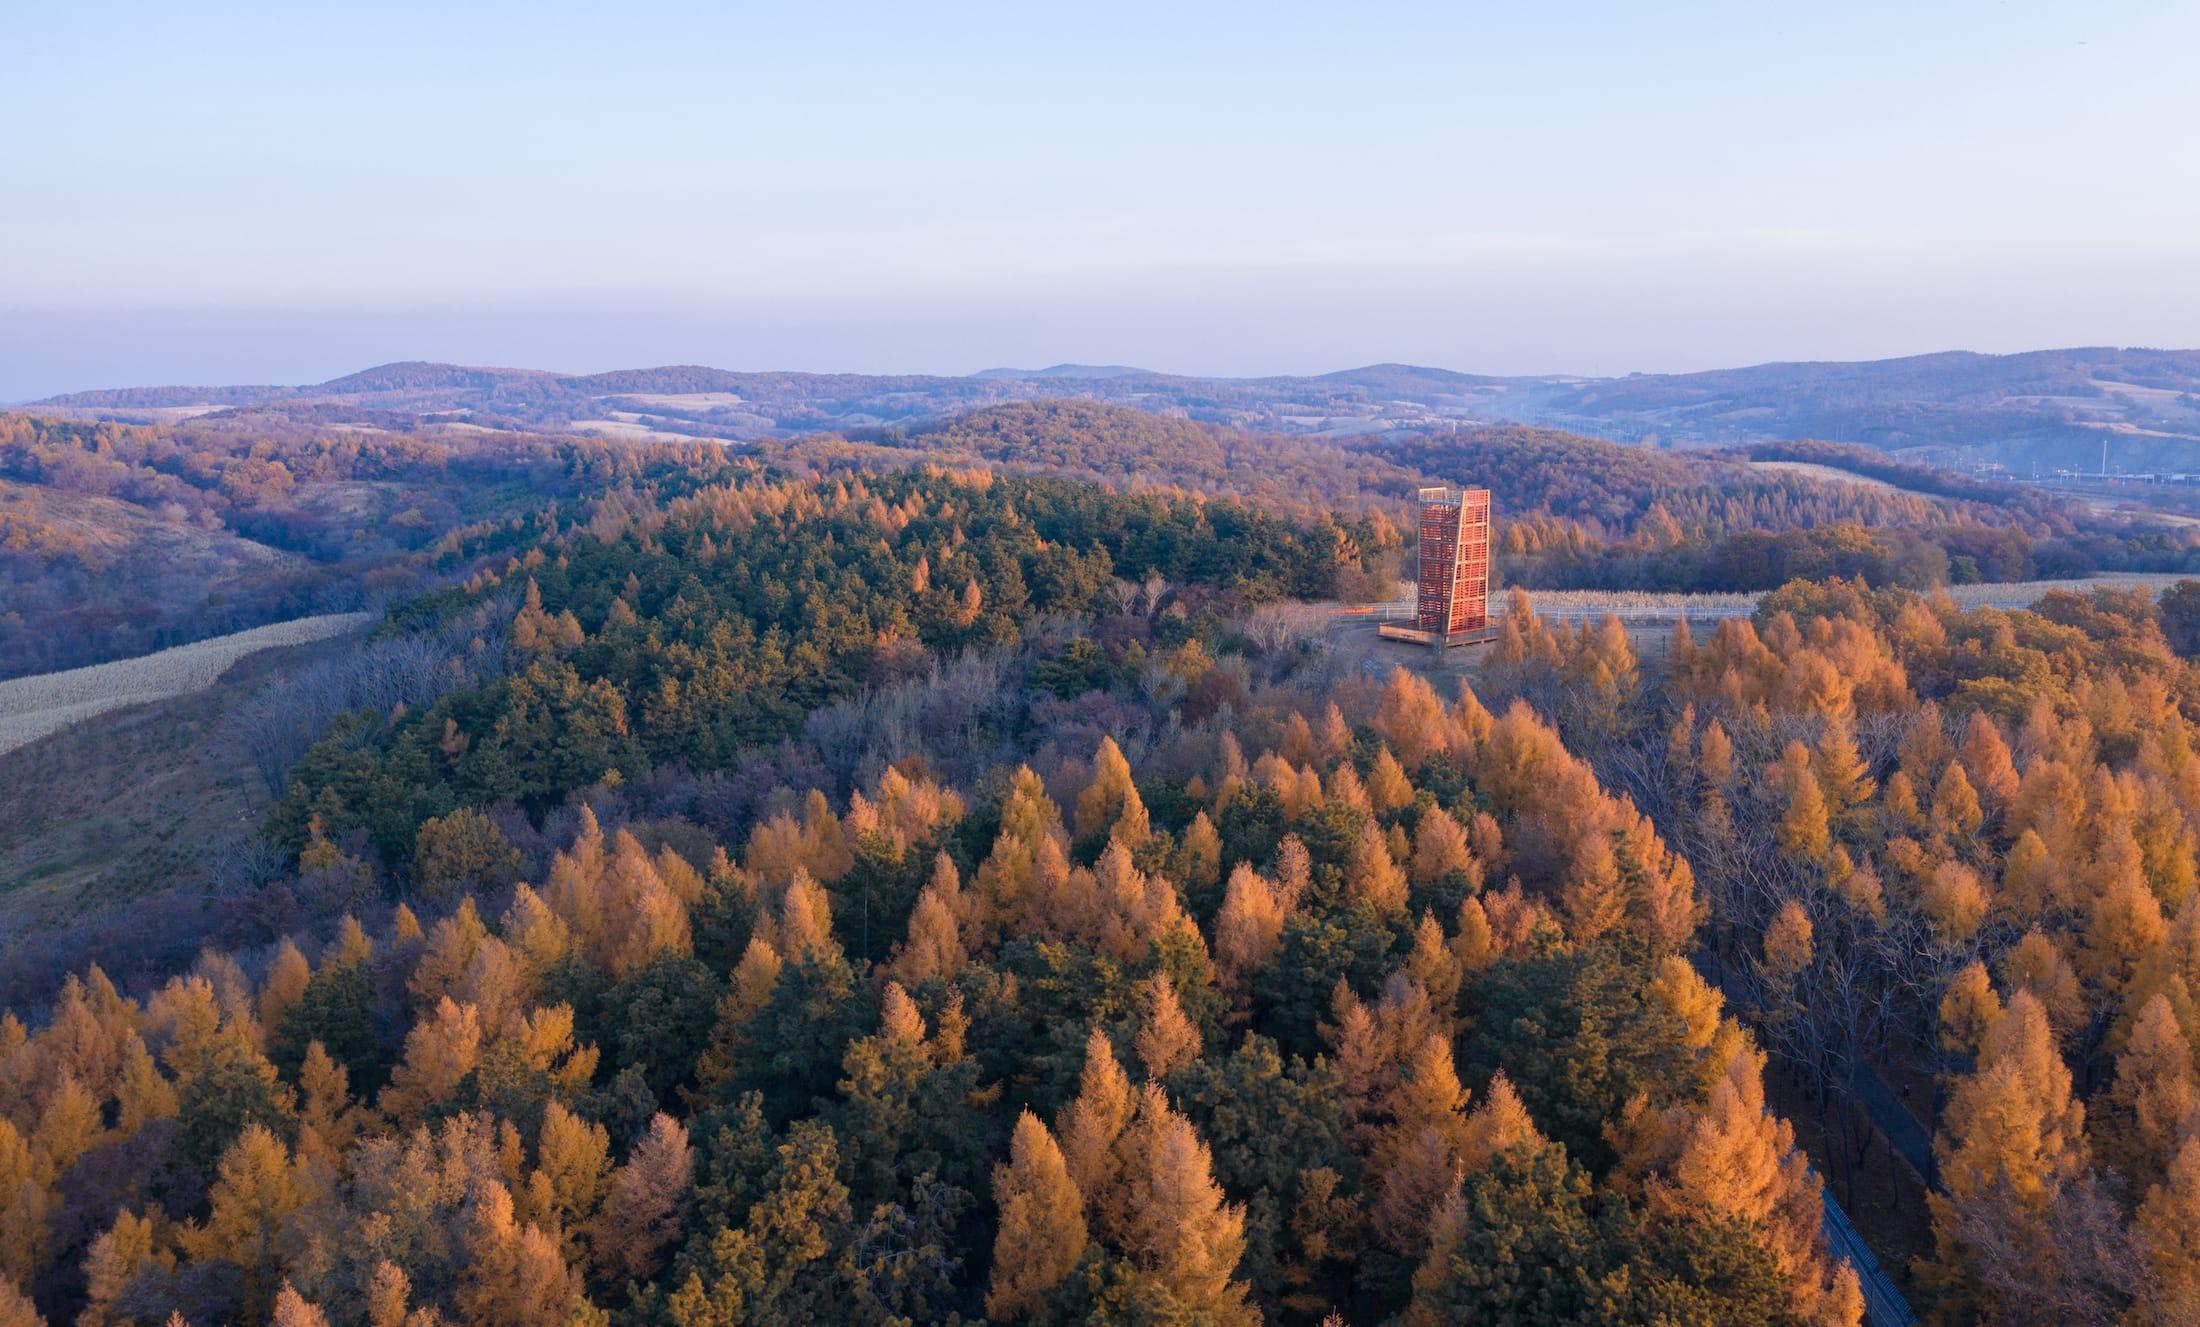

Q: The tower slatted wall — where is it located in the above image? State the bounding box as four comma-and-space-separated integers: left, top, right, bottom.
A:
1414, 486, 1491, 636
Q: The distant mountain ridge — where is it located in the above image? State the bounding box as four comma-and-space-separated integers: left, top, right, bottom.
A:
972, 364, 1150, 380
28, 346, 2200, 469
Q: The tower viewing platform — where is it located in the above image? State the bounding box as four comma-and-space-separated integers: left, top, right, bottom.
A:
1378, 485, 1497, 649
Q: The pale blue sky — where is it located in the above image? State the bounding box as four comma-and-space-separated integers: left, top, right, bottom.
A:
3, 1, 2196, 398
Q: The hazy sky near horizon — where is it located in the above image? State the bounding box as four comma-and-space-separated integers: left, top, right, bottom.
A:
4, 1, 2198, 399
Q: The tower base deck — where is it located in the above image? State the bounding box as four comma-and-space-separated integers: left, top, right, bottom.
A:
1378, 621, 1499, 649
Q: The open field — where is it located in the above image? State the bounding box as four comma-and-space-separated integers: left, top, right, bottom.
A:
2061, 489, 2200, 529
603, 390, 746, 409
0, 612, 373, 755
1749, 460, 1902, 492
1512, 573, 2190, 622
570, 415, 718, 442
1516, 572, 2199, 621
29, 403, 231, 424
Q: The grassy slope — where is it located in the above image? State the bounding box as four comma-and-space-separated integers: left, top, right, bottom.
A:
0, 477, 296, 577
0, 631, 359, 989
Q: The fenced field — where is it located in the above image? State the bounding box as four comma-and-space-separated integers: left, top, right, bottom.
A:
1347, 572, 2198, 627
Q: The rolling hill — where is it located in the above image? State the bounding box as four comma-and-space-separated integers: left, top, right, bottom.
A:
30, 346, 2200, 469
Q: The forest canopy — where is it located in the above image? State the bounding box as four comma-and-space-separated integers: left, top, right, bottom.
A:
13, 389, 2200, 1325
0, 456, 1865, 1327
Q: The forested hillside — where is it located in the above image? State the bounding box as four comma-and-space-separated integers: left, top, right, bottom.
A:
1488, 577, 2200, 1322
10, 400, 2195, 687
0, 462, 1870, 1326
1384, 428, 2198, 592
854, 400, 1426, 528
269, 467, 1384, 869
0, 413, 730, 677
830, 405, 2200, 595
